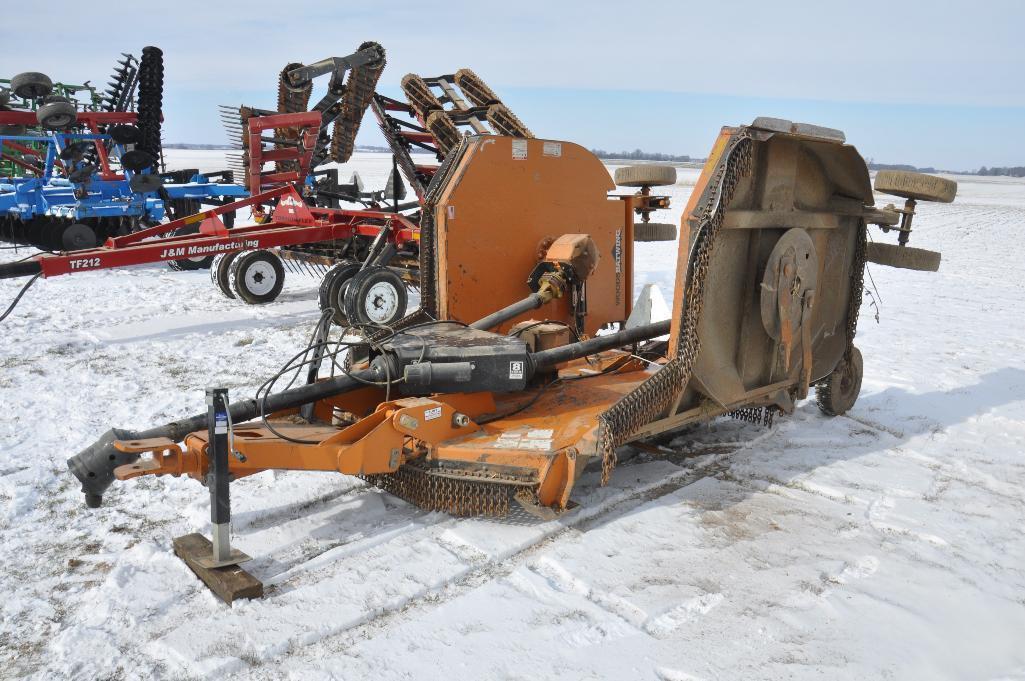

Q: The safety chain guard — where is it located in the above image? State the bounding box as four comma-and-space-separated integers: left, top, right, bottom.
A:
362, 457, 521, 517
595, 132, 754, 484
843, 221, 868, 361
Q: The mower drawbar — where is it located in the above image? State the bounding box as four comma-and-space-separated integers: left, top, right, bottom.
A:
69, 369, 375, 508
67, 319, 671, 508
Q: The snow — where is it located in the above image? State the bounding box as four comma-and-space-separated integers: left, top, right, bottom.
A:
2, 150, 1025, 680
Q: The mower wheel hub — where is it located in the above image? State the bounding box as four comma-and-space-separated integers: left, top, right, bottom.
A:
365, 281, 400, 323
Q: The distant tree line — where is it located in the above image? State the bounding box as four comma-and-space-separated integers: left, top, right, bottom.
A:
867, 161, 938, 173
977, 166, 1025, 177
591, 148, 694, 163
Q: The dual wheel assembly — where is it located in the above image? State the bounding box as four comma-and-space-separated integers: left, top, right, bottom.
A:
814, 170, 955, 416
9, 72, 78, 130
613, 164, 679, 242
208, 250, 407, 326
318, 261, 407, 327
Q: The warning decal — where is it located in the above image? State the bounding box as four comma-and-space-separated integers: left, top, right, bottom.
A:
512, 139, 528, 160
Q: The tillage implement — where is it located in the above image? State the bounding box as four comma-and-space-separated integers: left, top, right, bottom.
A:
1, 47, 244, 253
0, 45, 561, 328
67, 117, 956, 588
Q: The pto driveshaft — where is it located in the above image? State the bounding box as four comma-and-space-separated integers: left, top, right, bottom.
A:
68, 320, 670, 507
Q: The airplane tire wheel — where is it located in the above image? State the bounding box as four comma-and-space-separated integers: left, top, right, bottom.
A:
614, 164, 677, 187
634, 222, 677, 242
11, 71, 53, 100
319, 261, 363, 326
866, 242, 941, 272
210, 252, 240, 299
36, 100, 77, 130
874, 170, 957, 203
229, 249, 285, 304
816, 346, 863, 417
343, 266, 407, 326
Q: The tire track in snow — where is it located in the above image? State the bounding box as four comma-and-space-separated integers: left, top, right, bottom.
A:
226, 446, 755, 679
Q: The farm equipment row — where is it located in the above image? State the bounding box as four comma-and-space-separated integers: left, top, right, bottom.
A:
2, 44, 601, 327
1, 47, 248, 253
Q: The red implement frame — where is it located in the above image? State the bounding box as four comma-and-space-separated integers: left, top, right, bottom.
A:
30, 185, 419, 278
245, 111, 320, 193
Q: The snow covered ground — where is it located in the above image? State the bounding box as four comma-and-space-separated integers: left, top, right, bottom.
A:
1, 150, 1024, 680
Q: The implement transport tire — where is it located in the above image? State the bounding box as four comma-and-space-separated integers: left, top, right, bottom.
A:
614, 164, 677, 187
874, 170, 957, 203
816, 346, 863, 417
36, 101, 77, 130
11, 72, 52, 100
343, 266, 407, 326
229, 249, 285, 304
866, 242, 941, 272
61, 223, 97, 251
210, 252, 239, 298
319, 261, 363, 326
634, 222, 677, 242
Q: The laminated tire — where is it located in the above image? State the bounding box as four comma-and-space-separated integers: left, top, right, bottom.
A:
343, 266, 407, 326
614, 164, 677, 187
109, 124, 141, 145
229, 250, 285, 304
11, 71, 52, 100
210, 252, 240, 299
634, 222, 677, 242
816, 346, 863, 417
318, 261, 363, 326
36, 101, 77, 130
874, 170, 957, 203
61, 223, 97, 251
866, 242, 941, 272
121, 149, 156, 172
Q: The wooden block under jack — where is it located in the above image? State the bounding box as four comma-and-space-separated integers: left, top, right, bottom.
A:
172, 533, 263, 605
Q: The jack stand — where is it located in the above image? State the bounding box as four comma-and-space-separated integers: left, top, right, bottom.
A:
172, 387, 263, 605
300, 323, 332, 422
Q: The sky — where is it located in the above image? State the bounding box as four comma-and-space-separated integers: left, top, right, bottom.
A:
2, 0, 1023, 170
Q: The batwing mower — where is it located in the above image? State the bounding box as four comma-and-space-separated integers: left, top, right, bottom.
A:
67, 118, 955, 549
